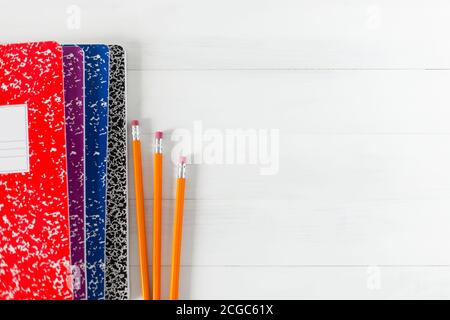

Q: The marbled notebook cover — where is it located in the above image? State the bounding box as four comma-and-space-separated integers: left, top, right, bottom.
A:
79, 45, 109, 300
105, 45, 129, 300
0, 42, 72, 299
63, 46, 86, 300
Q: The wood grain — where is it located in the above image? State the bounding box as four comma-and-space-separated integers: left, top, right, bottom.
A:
129, 265, 450, 299
2, 1, 450, 69
127, 199, 450, 266
3, 0, 450, 298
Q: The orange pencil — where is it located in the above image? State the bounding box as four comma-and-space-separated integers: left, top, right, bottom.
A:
169, 156, 187, 300
131, 120, 151, 300
152, 131, 163, 300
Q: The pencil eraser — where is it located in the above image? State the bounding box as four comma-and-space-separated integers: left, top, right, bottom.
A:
131, 120, 139, 126
179, 156, 187, 164
155, 131, 163, 139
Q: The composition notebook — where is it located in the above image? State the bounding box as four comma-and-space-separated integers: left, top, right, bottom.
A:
105, 45, 129, 300
63, 45, 86, 300
79, 45, 109, 300
0, 42, 72, 299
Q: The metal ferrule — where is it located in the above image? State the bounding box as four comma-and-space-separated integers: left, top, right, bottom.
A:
154, 138, 163, 154
177, 163, 187, 179
132, 125, 140, 141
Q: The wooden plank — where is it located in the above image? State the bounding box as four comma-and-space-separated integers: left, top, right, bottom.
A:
127, 70, 450, 134
127, 197, 450, 266
126, 133, 450, 201
129, 265, 450, 299
3, 0, 450, 69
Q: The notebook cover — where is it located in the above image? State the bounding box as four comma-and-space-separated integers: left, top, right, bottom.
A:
63, 45, 86, 300
105, 45, 129, 300
79, 45, 109, 300
0, 42, 72, 300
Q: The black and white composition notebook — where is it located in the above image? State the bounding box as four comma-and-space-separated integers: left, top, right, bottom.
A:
105, 45, 129, 300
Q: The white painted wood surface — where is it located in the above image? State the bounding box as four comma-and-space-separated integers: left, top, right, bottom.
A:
3, 0, 450, 299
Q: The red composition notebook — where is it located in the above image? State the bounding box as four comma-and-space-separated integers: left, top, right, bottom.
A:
0, 42, 73, 299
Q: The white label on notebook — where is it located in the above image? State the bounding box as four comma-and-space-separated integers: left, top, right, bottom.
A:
0, 105, 29, 174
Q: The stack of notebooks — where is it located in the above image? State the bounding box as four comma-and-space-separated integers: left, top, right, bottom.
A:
0, 41, 129, 300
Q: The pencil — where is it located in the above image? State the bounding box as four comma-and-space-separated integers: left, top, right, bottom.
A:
169, 156, 187, 300
152, 131, 163, 300
131, 120, 151, 300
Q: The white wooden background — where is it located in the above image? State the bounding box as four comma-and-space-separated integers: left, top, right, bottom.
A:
3, 0, 450, 299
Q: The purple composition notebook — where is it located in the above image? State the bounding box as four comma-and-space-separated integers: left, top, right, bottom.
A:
63, 46, 86, 300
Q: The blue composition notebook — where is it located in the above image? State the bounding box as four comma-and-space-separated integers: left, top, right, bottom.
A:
79, 45, 110, 300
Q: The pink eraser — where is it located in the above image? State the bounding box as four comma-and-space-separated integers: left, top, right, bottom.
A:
155, 131, 163, 139
131, 120, 139, 126
179, 156, 187, 164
